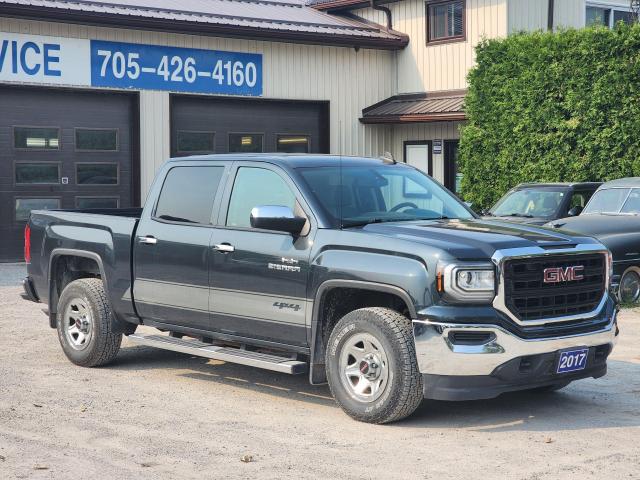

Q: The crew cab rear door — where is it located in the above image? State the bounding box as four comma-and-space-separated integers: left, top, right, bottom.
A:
208, 162, 315, 348
133, 160, 229, 331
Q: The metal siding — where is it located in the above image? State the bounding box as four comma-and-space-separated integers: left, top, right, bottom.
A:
354, 0, 508, 93
0, 17, 396, 197
508, 0, 548, 32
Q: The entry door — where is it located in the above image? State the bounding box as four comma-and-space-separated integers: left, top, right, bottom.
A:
209, 164, 314, 347
404, 141, 432, 176
133, 163, 227, 331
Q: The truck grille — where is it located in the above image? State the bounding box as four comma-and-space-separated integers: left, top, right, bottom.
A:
503, 253, 606, 321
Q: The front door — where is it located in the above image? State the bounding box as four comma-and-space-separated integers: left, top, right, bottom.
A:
133, 162, 227, 331
209, 163, 314, 347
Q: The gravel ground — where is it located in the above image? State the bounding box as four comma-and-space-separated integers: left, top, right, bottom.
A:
1, 263, 639, 480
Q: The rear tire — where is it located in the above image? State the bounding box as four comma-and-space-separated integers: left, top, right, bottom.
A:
326, 307, 423, 424
56, 278, 122, 367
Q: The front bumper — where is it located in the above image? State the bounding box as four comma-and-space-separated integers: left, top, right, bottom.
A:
413, 299, 618, 400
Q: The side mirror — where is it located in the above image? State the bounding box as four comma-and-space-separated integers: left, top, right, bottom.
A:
567, 205, 583, 217
250, 206, 306, 235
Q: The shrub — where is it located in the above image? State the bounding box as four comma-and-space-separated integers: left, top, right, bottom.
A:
459, 23, 640, 209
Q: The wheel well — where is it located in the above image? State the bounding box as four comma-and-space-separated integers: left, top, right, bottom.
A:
49, 255, 102, 324
311, 286, 411, 383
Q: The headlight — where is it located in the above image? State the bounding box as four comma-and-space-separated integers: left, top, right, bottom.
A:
438, 263, 496, 303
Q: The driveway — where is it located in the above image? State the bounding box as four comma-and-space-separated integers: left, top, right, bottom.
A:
1, 263, 639, 479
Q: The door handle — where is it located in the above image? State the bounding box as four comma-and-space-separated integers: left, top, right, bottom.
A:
138, 236, 157, 245
213, 243, 235, 253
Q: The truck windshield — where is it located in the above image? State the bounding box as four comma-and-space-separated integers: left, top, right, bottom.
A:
295, 163, 474, 228
489, 188, 566, 218
583, 188, 638, 215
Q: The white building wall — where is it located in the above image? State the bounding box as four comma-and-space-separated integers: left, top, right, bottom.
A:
0, 17, 397, 197
355, 0, 508, 93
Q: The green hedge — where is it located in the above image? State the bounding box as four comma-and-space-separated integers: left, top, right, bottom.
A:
459, 24, 640, 209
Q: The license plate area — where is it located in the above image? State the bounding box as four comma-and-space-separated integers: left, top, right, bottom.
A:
557, 348, 589, 374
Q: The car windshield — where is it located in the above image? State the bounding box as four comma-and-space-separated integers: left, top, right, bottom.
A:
294, 162, 474, 228
583, 188, 639, 215
489, 188, 566, 218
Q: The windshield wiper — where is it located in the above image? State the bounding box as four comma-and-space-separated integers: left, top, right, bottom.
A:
342, 216, 452, 228
499, 212, 534, 218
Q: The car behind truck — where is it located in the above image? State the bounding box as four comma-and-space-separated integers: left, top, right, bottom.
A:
22, 154, 619, 423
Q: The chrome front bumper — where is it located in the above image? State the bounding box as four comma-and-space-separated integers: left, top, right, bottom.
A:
413, 310, 618, 377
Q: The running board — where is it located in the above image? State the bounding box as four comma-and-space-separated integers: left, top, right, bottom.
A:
127, 333, 307, 375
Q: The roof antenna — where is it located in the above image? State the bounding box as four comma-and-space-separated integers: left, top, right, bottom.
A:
380, 151, 396, 164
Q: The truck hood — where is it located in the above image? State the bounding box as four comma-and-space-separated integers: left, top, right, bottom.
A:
481, 215, 549, 226
359, 219, 591, 260
545, 214, 640, 260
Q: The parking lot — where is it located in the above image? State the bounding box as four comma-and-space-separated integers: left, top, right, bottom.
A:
1, 263, 639, 480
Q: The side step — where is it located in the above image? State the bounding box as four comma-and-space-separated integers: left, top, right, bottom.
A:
127, 333, 307, 375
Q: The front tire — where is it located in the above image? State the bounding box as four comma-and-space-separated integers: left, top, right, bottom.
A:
56, 278, 122, 367
618, 267, 640, 304
326, 307, 423, 424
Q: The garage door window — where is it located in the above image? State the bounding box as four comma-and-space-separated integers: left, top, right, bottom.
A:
76, 129, 118, 151
229, 134, 263, 153
76, 197, 120, 209
76, 163, 119, 185
154, 166, 224, 224
177, 131, 215, 153
15, 198, 60, 222
14, 127, 59, 150
277, 135, 310, 153
15, 163, 60, 185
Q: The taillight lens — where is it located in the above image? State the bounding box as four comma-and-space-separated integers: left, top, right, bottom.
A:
24, 224, 31, 264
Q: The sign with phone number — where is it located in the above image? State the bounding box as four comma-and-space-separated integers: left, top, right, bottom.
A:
90, 40, 262, 96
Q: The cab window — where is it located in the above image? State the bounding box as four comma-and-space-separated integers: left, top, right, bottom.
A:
226, 167, 296, 228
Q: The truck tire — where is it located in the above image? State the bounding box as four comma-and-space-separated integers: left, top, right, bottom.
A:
325, 307, 423, 424
56, 278, 122, 367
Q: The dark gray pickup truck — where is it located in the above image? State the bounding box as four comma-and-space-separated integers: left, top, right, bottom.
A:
22, 154, 619, 423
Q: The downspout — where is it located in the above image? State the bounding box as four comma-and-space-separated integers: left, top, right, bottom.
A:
547, 0, 555, 31
370, 0, 392, 30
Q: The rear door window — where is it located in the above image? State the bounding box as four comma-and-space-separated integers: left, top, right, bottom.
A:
154, 166, 224, 224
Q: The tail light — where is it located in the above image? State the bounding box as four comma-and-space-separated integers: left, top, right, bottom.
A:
24, 224, 31, 264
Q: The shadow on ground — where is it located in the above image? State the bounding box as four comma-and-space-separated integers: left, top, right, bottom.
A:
112, 343, 640, 431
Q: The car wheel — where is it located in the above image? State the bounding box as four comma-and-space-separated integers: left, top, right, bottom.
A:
619, 267, 640, 304
325, 307, 423, 424
56, 278, 122, 367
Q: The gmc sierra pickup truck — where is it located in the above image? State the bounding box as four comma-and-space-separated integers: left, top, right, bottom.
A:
22, 154, 619, 424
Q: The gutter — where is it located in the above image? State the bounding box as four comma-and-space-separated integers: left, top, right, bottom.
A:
370, 0, 393, 30
0, 5, 409, 50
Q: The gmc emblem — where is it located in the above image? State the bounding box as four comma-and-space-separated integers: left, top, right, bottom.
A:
543, 265, 585, 283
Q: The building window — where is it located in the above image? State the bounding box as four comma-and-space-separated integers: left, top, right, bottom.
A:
276, 135, 310, 153
15, 163, 60, 185
427, 0, 465, 43
14, 127, 59, 150
176, 131, 215, 154
76, 163, 119, 185
76, 197, 120, 209
75, 128, 118, 151
15, 198, 60, 222
586, 5, 636, 27
229, 133, 263, 153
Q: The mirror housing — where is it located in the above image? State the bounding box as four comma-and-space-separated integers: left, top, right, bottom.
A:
250, 206, 306, 235
567, 205, 583, 217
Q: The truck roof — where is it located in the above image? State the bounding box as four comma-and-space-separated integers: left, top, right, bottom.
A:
515, 181, 603, 189
168, 153, 396, 168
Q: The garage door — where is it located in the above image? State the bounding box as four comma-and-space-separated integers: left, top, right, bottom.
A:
170, 96, 329, 157
0, 87, 138, 261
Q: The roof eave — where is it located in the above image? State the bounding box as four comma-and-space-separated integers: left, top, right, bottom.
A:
0, 5, 409, 50
359, 113, 467, 124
